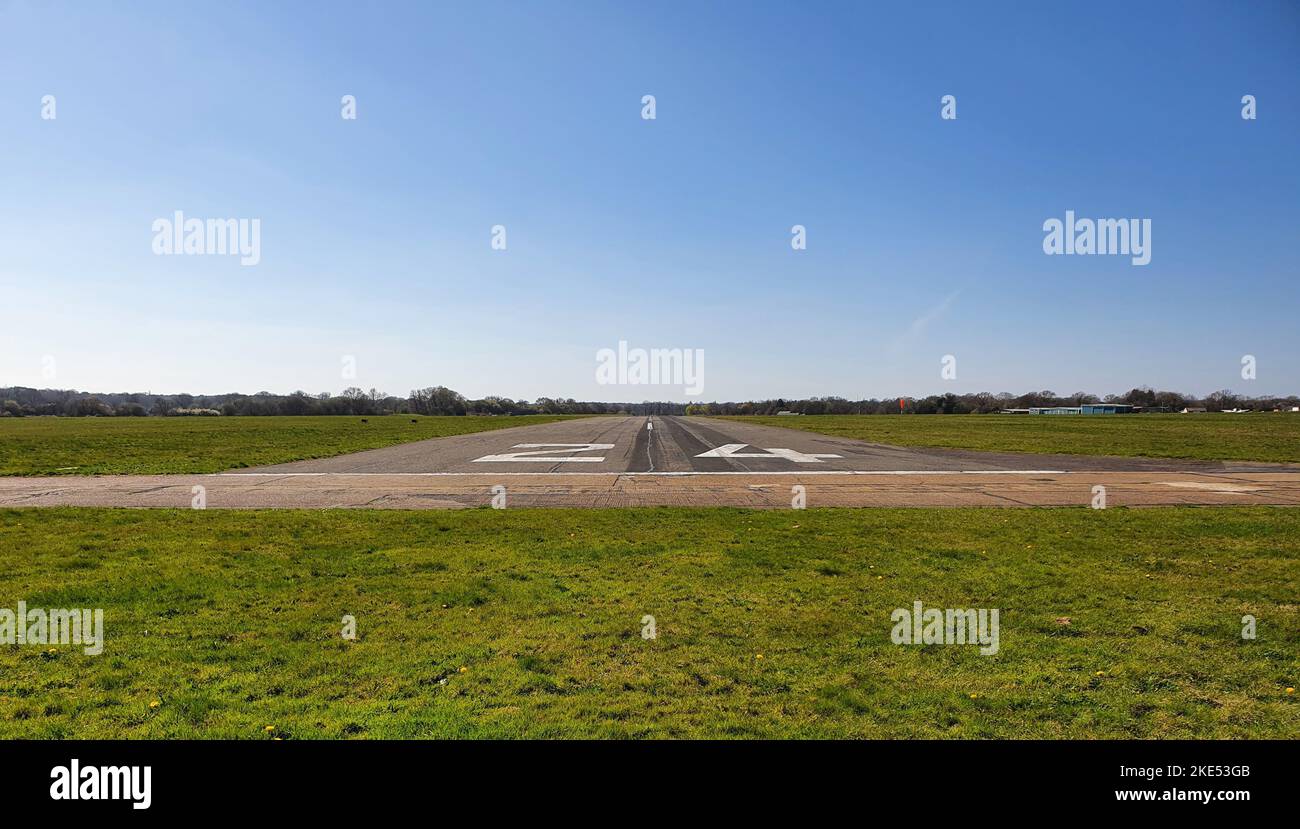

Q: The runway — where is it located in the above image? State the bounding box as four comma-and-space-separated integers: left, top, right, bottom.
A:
2, 416, 1298, 508
225, 415, 1299, 475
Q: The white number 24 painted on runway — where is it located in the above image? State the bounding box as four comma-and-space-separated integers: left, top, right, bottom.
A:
472, 444, 615, 463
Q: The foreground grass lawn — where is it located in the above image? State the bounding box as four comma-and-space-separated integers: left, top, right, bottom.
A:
0, 415, 589, 475
720, 413, 1300, 464
0, 507, 1296, 739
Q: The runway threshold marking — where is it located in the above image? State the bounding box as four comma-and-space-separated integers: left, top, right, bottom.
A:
215, 470, 1073, 477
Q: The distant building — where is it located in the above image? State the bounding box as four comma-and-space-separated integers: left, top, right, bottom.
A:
1181, 407, 1208, 414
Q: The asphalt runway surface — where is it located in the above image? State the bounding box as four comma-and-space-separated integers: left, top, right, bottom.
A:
231, 415, 1297, 475
2, 416, 1299, 508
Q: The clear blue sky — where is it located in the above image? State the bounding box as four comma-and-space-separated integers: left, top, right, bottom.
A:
2, 0, 1296, 401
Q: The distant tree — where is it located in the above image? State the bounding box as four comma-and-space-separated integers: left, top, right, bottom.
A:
1117, 387, 1157, 407
1152, 390, 1189, 411
282, 391, 314, 416
70, 396, 110, 416
1205, 389, 1239, 412
338, 387, 372, 415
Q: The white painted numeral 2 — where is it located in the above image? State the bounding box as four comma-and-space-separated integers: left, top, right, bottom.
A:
472, 443, 615, 463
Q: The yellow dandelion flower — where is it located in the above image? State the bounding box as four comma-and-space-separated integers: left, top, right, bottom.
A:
149, 700, 160, 709
459, 666, 468, 673
264, 725, 275, 732
1287, 687, 1295, 695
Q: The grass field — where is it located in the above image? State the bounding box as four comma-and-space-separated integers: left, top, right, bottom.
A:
1, 506, 1295, 739
720, 413, 1300, 464
0, 415, 588, 476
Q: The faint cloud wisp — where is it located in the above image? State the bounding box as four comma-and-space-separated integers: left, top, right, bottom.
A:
890, 290, 960, 355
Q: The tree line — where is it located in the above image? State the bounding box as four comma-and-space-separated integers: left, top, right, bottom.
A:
2, 385, 1296, 418
1, 386, 654, 418
688, 388, 1300, 415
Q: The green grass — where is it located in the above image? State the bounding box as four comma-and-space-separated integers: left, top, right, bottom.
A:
1, 506, 1296, 738
718, 413, 1300, 464
0, 415, 589, 475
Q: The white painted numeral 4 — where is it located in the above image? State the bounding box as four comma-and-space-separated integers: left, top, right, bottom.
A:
472, 443, 615, 463
695, 444, 841, 463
